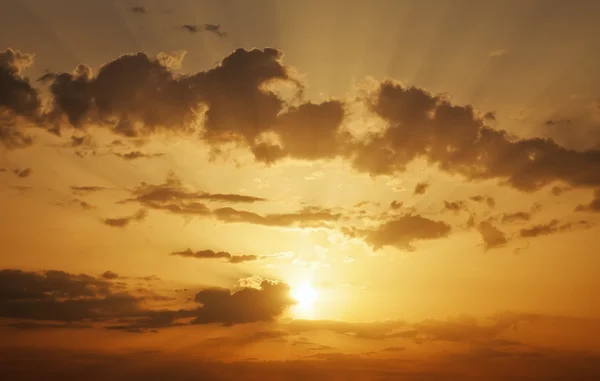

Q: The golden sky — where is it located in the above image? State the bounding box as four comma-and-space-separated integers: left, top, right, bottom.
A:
1, 0, 600, 380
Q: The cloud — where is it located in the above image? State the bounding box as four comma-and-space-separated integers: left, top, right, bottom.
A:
213, 206, 340, 228
390, 200, 403, 209
12, 168, 32, 178
477, 221, 508, 250
103, 209, 147, 228
122, 174, 265, 216
413, 182, 429, 195
354, 81, 600, 192
0, 269, 294, 330
551, 185, 571, 196
70, 185, 108, 195
170, 249, 259, 264
128, 6, 147, 14
443, 200, 468, 213
519, 219, 592, 238
501, 212, 531, 224
203, 24, 228, 38
114, 151, 165, 160
101, 270, 120, 279
576, 189, 600, 212
181, 24, 228, 37
0, 48, 39, 148
8, 47, 600, 196
357, 215, 451, 251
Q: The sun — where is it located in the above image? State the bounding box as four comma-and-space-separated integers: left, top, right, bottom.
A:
290, 282, 318, 317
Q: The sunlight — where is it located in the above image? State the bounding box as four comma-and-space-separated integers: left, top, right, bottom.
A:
290, 282, 318, 318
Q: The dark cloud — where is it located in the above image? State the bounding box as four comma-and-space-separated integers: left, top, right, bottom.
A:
129, 6, 147, 14
170, 249, 259, 264
203, 24, 228, 38
443, 200, 468, 213
70, 185, 108, 195
181, 24, 228, 37
12, 168, 32, 178
501, 212, 531, 224
390, 200, 403, 209
103, 209, 147, 228
181, 24, 201, 33
41, 52, 198, 135
477, 221, 507, 250
41, 47, 344, 161
122, 175, 265, 216
114, 151, 165, 160
470, 195, 496, 208
101, 271, 120, 280
413, 182, 429, 195
551, 185, 571, 196
191, 280, 292, 325
354, 81, 600, 192
0, 48, 39, 148
8, 47, 600, 196
355, 215, 451, 251
576, 189, 600, 212
0, 269, 293, 329
519, 219, 592, 238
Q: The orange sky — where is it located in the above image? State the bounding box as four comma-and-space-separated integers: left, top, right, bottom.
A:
1, 1, 600, 380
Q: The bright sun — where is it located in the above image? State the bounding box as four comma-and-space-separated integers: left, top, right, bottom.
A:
290, 282, 318, 317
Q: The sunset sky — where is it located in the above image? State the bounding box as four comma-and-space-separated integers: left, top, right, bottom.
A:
1, 0, 600, 380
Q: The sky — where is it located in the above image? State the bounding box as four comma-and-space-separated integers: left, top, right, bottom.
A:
1, 0, 600, 379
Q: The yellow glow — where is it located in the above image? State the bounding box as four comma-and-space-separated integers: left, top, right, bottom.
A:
291, 282, 318, 318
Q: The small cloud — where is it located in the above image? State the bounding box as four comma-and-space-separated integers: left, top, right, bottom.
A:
181, 24, 228, 37
203, 24, 228, 37
114, 151, 165, 160
129, 6, 147, 14
101, 271, 120, 280
343, 256, 355, 264
13, 168, 32, 178
477, 221, 507, 250
551, 185, 571, 196
413, 182, 429, 195
103, 209, 147, 228
182, 24, 201, 33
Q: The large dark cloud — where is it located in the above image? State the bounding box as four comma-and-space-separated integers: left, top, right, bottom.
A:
38, 48, 345, 161
7, 46, 600, 195
354, 81, 600, 191
0, 269, 293, 329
